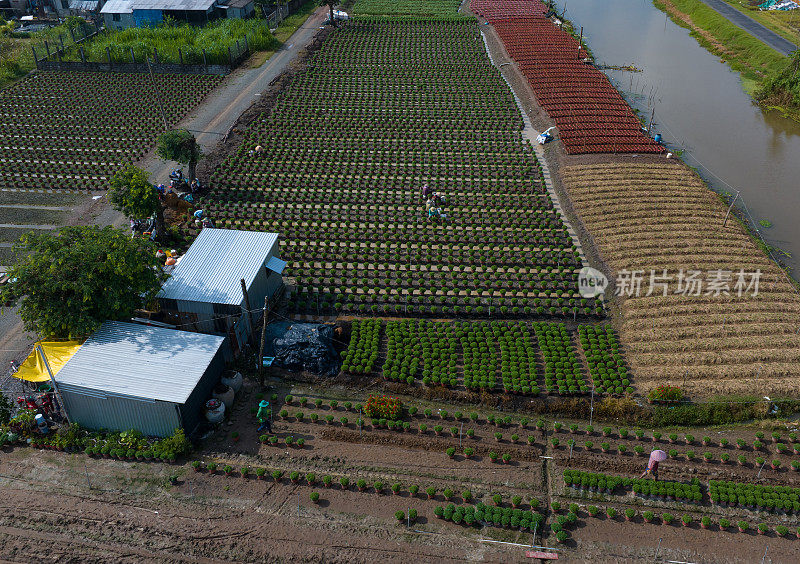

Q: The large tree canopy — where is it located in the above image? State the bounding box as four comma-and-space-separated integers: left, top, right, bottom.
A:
156, 129, 201, 179
1, 226, 168, 339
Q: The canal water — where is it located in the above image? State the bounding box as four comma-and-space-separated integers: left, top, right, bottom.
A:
557, 0, 800, 276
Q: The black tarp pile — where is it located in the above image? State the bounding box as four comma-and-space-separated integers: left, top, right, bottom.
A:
265, 322, 340, 377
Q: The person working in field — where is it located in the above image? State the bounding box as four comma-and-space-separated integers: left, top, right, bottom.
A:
257, 400, 272, 433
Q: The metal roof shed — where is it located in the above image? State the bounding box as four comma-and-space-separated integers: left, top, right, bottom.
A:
55, 321, 227, 437
157, 229, 282, 337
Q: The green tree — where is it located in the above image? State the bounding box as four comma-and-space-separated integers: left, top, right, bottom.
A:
156, 129, 201, 180
109, 165, 165, 240
0, 226, 168, 339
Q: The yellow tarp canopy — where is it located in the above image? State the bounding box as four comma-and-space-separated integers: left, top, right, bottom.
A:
14, 341, 82, 383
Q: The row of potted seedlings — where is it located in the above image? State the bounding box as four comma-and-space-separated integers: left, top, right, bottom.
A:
583, 504, 799, 537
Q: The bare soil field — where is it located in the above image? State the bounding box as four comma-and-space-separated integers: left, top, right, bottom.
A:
3, 377, 800, 562
561, 162, 800, 396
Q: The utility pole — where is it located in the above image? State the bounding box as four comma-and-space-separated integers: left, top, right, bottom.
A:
258, 295, 269, 386
146, 56, 169, 131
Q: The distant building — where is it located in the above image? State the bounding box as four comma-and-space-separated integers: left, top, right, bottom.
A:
157, 228, 285, 354
101, 0, 253, 29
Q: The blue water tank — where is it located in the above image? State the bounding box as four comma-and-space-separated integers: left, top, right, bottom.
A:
654, 133, 663, 143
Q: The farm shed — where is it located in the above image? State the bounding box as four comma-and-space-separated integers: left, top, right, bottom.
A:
54, 321, 227, 437
101, 0, 220, 29
219, 0, 254, 19
157, 228, 284, 352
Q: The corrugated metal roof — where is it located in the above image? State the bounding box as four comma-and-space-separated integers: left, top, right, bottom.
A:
265, 256, 287, 274
55, 321, 226, 404
101, 0, 215, 13
70, 0, 98, 10
100, 0, 133, 13
158, 228, 280, 306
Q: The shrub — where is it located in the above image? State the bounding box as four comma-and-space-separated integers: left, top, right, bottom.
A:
511, 495, 522, 507
587, 505, 599, 517
290, 471, 300, 482
776, 525, 789, 537
409, 485, 419, 495
395, 510, 405, 522
357, 479, 367, 490
737, 521, 749, 532
363, 395, 403, 420
426, 486, 437, 499
443, 488, 454, 500
310, 492, 320, 503
373, 480, 384, 493
719, 518, 730, 529
285, 395, 293, 404
624, 508, 635, 520
409, 509, 418, 522
446, 447, 456, 458
392, 482, 402, 494
643, 510, 654, 522
272, 469, 282, 481
758, 523, 769, 534
223, 465, 233, 475
462, 489, 472, 502
606, 507, 617, 518
701, 516, 711, 529
306, 472, 316, 485
647, 385, 683, 403
556, 531, 568, 543
681, 514, 692, 526
551, 501, 560, 512
464, 447, 474, 457
662, 513, 674, 524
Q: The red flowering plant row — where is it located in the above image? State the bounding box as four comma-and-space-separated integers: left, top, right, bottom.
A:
647, 385, 684, 404
363, 395, 403, 421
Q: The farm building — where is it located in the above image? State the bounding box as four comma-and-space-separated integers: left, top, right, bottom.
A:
157, 228, 284, 353
52, 321, 227, 437
100, 0, 253, 29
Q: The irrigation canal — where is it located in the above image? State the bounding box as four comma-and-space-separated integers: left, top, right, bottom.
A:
555, 0, 800, 277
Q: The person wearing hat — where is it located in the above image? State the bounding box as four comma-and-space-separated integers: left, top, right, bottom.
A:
257, 400, 272, 433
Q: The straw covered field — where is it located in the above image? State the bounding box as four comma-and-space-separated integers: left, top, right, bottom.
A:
562, 163, 800, 396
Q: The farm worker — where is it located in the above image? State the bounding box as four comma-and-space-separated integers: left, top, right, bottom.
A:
639, 458, 659, 481
255, 145, 264, 155
257, 401, 272, 433
193, 209, 204, 220
165, 257, 177, 266
432, 192, 445, 206
421, 184, 431, 198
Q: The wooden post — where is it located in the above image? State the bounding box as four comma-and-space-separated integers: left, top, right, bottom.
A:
31, 46, 39, 69
69, 26, 76, 42
79, 47, 86, 64
179, 48, 183, 65
106, 47, 112, 67
202, 49, 207, 70
59, 34, 65, 52
44, 41, 51, 59
130, 47, 136, 63
258, 295, 269, 386
723, 191, 740, 228
240, 278, 255, 342
37, 344, 71, 425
